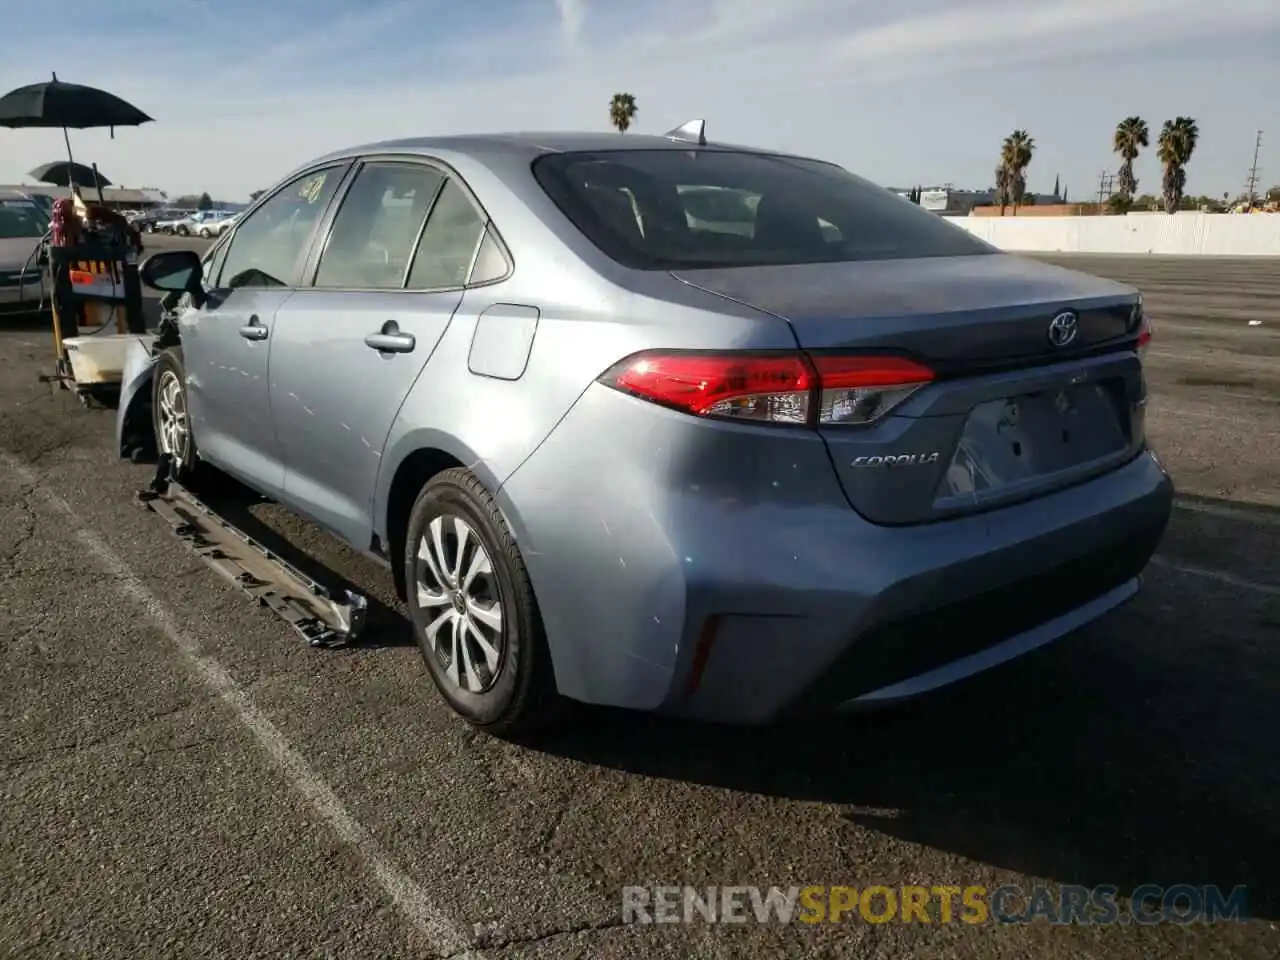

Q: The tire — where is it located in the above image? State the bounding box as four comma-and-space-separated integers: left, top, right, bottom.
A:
199, 228, 211, 238
151, 348, 200, 483
404, 468, 558, 736
144, 223, 155, 233
177, 226, 189, 237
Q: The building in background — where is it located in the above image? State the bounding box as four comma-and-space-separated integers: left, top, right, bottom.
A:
0, 184, 167, 212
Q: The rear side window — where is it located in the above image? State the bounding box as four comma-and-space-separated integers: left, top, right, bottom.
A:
532, 149, 994, 270
406, 179, 486, 290
314, 162, 444, 290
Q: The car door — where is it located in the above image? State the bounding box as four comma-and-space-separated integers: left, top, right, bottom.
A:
181, 163, 348, 496
269, 159, 490, 547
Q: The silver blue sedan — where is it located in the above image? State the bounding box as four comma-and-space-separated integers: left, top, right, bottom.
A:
134, 126, 1173, 735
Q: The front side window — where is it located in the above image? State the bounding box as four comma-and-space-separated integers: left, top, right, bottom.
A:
201, 231, 231, 290
532, 149, 995, 270
314, 163, 444, 290
218, 166, 343, 289
406, 179, 487, 290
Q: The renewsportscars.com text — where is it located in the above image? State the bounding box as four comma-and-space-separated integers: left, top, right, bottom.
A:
621, 884, 1248, 926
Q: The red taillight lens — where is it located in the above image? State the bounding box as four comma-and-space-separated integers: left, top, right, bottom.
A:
1136, 318, 1152, 364
602, 352, 815, 424
809, 355, 935, 425
597, 351, 934, 426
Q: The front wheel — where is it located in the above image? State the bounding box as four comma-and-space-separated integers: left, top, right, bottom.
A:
151, 348, 200, 483
404, 468, 558, 736
198, 228, 211, 238
177, 226, 189, 237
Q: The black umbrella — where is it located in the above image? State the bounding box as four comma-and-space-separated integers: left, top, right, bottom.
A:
0, 72, 152, 177
28, 160, 113, 189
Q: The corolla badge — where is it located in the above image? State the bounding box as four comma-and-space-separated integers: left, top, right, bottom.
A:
1047, 310, 1080, 348
850, 452, 941, 468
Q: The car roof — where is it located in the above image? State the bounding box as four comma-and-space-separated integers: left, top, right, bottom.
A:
308, 131, 823, 168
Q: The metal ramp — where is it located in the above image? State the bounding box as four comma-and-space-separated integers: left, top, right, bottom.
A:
138, 455, 368, 648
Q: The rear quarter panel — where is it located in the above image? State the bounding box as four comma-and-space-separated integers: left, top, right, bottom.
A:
374, 264, 793, 544
373, 148, 799, 547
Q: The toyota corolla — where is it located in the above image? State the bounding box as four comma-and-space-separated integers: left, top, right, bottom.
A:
131, 124, 1173, 735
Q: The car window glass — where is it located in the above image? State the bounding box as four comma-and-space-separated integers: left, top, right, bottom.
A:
314, 163, 444, 290
406, 179, 486, 290
203, 232, 231, 287
0, 199, 48, 238
468, 227, 509, 285
532, 150, 994, 269
219, 167, 342, 289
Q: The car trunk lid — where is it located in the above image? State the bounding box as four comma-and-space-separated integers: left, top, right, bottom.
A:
673, 254, 1148, 524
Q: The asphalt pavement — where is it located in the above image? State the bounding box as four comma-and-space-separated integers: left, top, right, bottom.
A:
1, 244, 1278, 959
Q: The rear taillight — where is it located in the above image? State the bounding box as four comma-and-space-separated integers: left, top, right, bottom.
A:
1134, 302, 1152, 361
597, 351, 935, 427
809, 355, 936, 425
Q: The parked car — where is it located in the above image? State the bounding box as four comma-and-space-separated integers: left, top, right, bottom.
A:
136, 208, 191, 233
172, 210, 230, 238
153, 210, 197, 234
132, 129, 1172, 735
198, 211, 239, 239
0, 190, 49, 310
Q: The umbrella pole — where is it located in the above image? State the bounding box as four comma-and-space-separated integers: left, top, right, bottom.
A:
61, 125, 75, 166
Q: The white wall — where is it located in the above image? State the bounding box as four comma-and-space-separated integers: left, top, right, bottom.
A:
950, 212, 1280, 256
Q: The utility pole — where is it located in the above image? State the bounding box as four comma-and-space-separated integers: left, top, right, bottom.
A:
1243, 130, 1262, 211
1096, 170, 1117, 206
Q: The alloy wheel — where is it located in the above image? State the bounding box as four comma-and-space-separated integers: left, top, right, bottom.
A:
415, 514, 505, 693
156, 369, 189, 465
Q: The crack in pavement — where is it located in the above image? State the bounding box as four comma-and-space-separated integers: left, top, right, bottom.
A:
1, 700, 207, 771
453, 916, 630, 959
0, 484, 39, 566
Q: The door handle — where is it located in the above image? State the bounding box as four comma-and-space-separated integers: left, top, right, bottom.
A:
364, 321, 415, 354
238, 315, 268, 341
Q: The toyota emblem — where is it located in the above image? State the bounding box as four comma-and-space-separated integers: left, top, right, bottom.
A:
1047, 311, 1079, 348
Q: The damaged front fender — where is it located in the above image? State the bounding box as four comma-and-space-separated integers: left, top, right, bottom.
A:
116, 336, 160, 461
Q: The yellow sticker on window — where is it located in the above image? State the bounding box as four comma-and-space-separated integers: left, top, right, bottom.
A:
297, 174, 326, 204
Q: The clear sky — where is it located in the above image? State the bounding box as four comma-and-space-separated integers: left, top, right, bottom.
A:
2, 0, 1277, 202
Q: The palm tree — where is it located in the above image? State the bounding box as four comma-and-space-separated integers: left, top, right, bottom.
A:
1113, 116, 1149, 210
609, 93, 638, 133
1157, 117, 1200, 214
994, 165, 1012, 215
999, 130, 1035, 213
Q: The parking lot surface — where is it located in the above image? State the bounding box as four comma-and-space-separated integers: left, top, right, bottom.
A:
2, 247, 1278, 959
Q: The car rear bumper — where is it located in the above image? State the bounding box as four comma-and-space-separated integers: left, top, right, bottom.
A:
500, 383, 1174, 724
676, 452, 1169, 723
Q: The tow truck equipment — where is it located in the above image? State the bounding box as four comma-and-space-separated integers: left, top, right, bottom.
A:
0, 74, 154, 406
138, 455, 369, 649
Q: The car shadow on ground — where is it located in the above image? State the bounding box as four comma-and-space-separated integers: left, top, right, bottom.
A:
0, 306, 54, 331
521, 496, 1280, 921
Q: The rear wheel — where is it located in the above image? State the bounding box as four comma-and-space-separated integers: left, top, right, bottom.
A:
177, 225, 189, 237
404, 468, 558, 736
151, 348, 200, 483
198, 228, 211, 238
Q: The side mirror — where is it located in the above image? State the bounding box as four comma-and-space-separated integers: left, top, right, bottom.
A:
139, 249, 203, 293
139, 249, 206, 306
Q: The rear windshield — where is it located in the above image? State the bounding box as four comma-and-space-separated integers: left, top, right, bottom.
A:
532, 149, 994, 270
